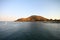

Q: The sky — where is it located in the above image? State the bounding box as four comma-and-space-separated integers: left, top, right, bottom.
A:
0, 0, 60, 21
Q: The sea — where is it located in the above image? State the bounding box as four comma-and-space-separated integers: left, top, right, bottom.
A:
0, 21, 60, 40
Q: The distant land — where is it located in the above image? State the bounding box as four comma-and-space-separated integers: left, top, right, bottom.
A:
15, 15, 60, 23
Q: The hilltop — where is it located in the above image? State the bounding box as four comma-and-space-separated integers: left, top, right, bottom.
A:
15, 15, 49, 22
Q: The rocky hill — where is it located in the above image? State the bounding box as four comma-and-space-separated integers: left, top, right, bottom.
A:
15, 15, 49, 22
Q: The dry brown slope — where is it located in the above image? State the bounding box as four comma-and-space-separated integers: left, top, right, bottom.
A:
15, 15, 49, 22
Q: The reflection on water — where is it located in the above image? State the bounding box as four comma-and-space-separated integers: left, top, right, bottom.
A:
0, 21, 60, 40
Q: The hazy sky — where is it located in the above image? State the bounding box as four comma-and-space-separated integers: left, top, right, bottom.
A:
0, 0, 60, 21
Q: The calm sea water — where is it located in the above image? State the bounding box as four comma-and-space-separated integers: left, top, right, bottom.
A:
0, 21, 60, 40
